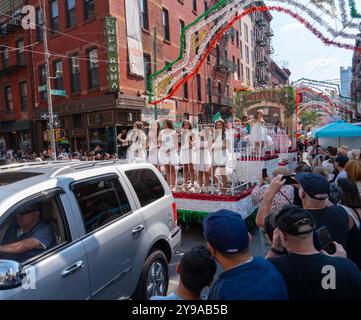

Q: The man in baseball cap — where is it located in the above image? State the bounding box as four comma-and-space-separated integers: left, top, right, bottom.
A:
295, 172, 330, 200
203, 209, 288, 300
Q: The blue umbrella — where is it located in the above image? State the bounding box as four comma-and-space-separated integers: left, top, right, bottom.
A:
313, 120, 361, 138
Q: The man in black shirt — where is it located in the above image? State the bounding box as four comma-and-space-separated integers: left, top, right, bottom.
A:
268, 205, 361, 300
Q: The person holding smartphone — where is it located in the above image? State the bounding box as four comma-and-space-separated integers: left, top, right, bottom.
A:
267, 205, 361, 300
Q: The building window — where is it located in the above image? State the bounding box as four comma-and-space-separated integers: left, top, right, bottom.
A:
87, 48, 100, 88
143, 54, 151, 91
246, 67, 250, 85
73, 114, 83, 129
180, 19, 185, 51
245, 45, 249, 64
232, 55, 235, 74
66, 0, 76, 28
236, 30, 239, 47
84, 0, 95, 21
70, 54, 80, 92
240, 41, 243, 59
36, 8, 43, 42
183, 68, 188, 99
196, 74, 202, 101
16, 38, 25, 66
53, 60, 63, 90
19, 82, 28, 112
2, 47, 9, 69
140, 0, 149, 30
4, 86, 13, 114
216, 45, 220, 65
50, 0, 59, 33
162, 8, 170, 41
241, 63, 244, 82
207, 77, 212, 100
39, 65, 47, 100
237, 58, 240, 79
217, 81, 222, 105
207, 55, 210, 64
204, 1, 208, 13
193, 0, 197, 12
244, 23, 248, 43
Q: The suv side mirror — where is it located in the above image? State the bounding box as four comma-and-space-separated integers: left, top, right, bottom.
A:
0, 260, 26, 290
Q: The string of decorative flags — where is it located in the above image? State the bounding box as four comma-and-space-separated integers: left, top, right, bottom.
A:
148, 0, 361, 106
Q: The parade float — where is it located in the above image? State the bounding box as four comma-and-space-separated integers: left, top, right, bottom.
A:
147, 0, 360, 226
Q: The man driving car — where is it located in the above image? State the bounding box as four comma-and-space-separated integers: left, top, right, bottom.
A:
0, 206, 56, 262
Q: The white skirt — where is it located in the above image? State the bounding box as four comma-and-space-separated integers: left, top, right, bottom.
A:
179, 148, 194, 165
127, 147, 147, 162
158, 148, 179, 165
194, 148, 212, 172
250, 123, 267, 142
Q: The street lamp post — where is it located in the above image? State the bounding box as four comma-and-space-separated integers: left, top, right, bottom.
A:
41, 1, 56, 160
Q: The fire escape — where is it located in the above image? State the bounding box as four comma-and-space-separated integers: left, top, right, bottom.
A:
0, 1, 26, 78
254, 10, 273, 86
200, 0, 237, 123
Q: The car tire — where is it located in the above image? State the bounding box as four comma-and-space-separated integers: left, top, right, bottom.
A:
132, 250, 169, 300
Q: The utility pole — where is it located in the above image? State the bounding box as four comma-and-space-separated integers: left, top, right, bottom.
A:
153, 27, 158, 120
41, 0, 56, 160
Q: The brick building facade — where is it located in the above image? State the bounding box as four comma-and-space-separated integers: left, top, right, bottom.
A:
0, 0, 274, 154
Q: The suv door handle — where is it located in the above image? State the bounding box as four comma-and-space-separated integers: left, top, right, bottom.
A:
62, 261, 84, 278
132, 225, 145, 235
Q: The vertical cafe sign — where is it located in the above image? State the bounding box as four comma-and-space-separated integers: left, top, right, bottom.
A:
105, 16, 120, 92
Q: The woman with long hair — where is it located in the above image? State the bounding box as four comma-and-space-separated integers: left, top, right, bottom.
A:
345, 160, 361, 196
194, 126, 212, 193
148, 121, 161, 170
117, 121, 147, 163
338, 178, 361, 230
250, 110, 267, 153
179, 120, 195, 192
158, 119, 179, 191
212, 119, 230, 193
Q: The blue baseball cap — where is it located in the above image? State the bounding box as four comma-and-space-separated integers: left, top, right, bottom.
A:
203, 210, 249, 254
295, 173, 330, 200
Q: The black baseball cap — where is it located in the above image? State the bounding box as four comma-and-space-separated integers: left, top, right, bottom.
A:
295, 173, 330, 200
275, 205, 316, 236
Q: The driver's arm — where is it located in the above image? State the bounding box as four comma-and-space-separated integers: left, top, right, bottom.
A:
0, 237, 43, 254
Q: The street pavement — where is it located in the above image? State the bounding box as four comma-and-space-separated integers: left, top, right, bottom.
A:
168, 223, 264, 295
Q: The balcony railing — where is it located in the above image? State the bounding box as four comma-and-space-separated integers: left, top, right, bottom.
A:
215, 57, 237, 74
265, 27, 274, 37
0, 9, 23, 36
256, 38, 267, 47
0, 61, 26, 76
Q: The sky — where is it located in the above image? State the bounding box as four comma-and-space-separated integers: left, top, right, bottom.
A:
270, 11, 354, 83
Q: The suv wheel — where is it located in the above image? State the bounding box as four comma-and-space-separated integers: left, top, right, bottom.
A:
133, 250, 169, 300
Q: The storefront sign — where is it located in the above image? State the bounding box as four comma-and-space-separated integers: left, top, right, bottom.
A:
142, 99, 176, 122
105, 16, 120, 92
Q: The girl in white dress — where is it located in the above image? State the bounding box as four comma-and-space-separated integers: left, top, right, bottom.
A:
158, 119, 179, 191
194, 127, 212, 193
179, 120, 195, 192
117, 121, 147, 163
250, 110, 267, 152
148, 121, 160, 169
212, 119, 231, 193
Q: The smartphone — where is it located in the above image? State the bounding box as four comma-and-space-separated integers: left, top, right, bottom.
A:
262, 168, 268, 179
316, 226, 336, 255
282, 175, 296, 185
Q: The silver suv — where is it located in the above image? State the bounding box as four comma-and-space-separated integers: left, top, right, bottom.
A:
0, 161, 181, 300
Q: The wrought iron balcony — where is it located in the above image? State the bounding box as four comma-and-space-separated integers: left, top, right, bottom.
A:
0, 9, 23, 36
215, 57, 237, 74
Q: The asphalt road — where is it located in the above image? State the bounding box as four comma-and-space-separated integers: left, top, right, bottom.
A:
168, 223, 264, 295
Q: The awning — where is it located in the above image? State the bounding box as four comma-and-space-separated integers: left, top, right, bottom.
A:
313, 120, 361, 138
0, 120, 32, 133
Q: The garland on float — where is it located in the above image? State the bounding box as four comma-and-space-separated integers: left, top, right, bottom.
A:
149, 4, 361, 106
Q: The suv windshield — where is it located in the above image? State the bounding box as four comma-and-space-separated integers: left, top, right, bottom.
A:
0, 172, 44, 186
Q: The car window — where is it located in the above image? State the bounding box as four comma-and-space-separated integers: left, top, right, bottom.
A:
73, 177, 132, 234
0, 191, 68, 264
125, 169, 165, 207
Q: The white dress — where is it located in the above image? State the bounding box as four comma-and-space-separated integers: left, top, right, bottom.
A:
213, 131, 230, 167
179, 129, 195, 165
148, 130, 159, 165
194, 133, 212, 172
158, 129, 179, 165
126, 130, 147, 163
250, 121, 267, 143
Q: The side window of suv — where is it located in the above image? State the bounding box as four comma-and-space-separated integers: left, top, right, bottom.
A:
0, 190, 68, 263
125, 169, 165, 207
72, 175, 132, 233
